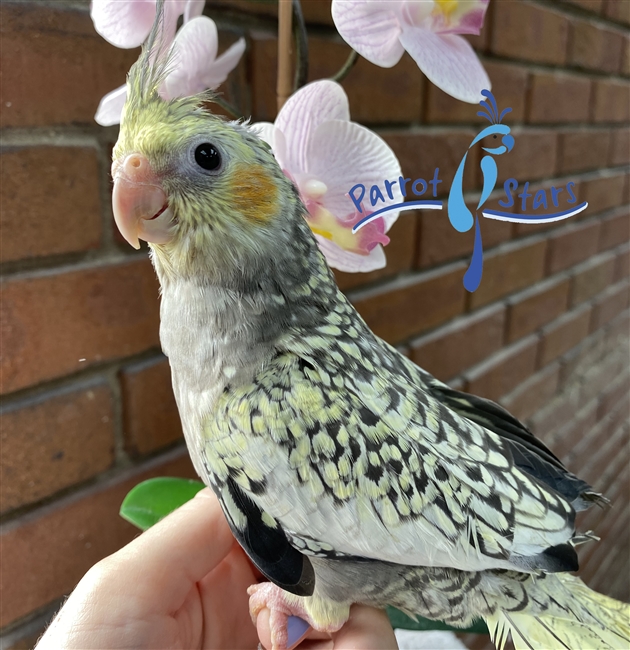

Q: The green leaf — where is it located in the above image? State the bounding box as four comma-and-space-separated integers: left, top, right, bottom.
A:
387, 607, 488, 635
120, 477, 205, 531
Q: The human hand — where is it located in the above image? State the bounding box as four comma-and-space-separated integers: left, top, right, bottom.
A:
257, 603, 399, 650
36, 488, 398, 650
36, 488, 259, 650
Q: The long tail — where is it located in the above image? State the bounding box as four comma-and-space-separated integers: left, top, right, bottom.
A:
485, 573, 630, 650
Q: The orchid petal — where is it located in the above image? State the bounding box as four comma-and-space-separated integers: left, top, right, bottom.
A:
163, 16, 219, 98
251, 122, 275, 146
250, 124, 288, 169
332, 0, 405, 68
416, 0, 489, 35
276, 80, 350, 175
201, 37, 246, 88
399, 27, 490, 103
95, 84, 127, 126
91, 0, 157, 48
306, 119, 402, 228
315, 235, 387, 272
184, 0, 206, 22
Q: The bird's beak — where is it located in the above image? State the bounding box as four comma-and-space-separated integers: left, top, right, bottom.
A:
502, 134, 515, 152
112, 154, 174, 249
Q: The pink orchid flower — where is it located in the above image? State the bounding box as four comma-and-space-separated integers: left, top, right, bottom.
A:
252, 80, 402, 273
92, 0, 245, 126
332, 0, 490, 103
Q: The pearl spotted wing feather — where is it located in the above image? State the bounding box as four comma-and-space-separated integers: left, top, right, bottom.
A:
201, 296, 576, 574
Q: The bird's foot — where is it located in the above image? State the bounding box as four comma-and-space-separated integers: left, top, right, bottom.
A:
248, 582, 349, 650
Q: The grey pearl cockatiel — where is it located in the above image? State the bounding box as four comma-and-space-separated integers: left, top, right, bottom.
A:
109, 5, 630, 649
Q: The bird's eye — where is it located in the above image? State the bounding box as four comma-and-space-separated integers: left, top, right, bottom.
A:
493, 135, 497, 139
194, 143, 221, 171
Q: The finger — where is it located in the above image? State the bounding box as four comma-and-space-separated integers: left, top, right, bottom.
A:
256, 608, 313, 650
106, 488, 235, 609
331, 605, 398, 650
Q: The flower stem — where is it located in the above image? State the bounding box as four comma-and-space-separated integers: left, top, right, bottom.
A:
330, 49, 359, 83
277, 0, 293, 112
292, 0, 308, 91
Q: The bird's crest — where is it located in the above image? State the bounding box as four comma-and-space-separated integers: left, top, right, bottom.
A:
126, 0, 172, 109
477, 90, 512, 125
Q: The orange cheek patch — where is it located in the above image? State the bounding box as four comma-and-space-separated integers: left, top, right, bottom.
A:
229, 163, 279, 225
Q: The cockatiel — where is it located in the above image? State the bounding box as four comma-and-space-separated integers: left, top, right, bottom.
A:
111, 5, 630, 649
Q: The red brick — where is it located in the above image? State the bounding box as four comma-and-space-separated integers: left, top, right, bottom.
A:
577, 449, 628, 535
558, 130, 611, 174
603, 393, 630, 438
559, 329, 606, 388
550, 397, 599, 462
538, 303, 592, 366
1, 259, 160, 395
492, 2, 569, 65
571, 251, 616, 305
250, 33, 423, 124
614, 243, 630, 281
351, 262, 467, 344
501, 363, 561, 422
458, 633, 495, 650
546, 219, 601, 274
120, 356, 183, 457
506, 276, 571, 342
593, 544, 630, 602
410, 304, 506, 381
0, 448, 196, 628
622, 37, 630, 76
0, 4, 138, 127
579, 349, 627, 405
384, 131, 480, 195
609, 127, 630, 165
608, 553, 630, 602
464, 335, 539, 402
605, 308, 630, 348
425, 61, 528, 124
529, 385, 581, 439
335, 214, 418, 292
416, 205, 511, 268
577, 421, 628, 493
1, 382, 115, 514
495, 130, 559, 185
569, 20, 625, 73
603, 0, 630, 25
221, 0, 334, 25
598, 372, 630, 420
592, 80, 630, 123
468, 238, 548, 309
509, 177, 583, 237
579, 172, 627, 214
527, 72, 592, 124
1, 148, 102, 263
598, 209, 630, 251
580, 508, 628, 579
590, 280, 630, 330
581, 496, 630, 588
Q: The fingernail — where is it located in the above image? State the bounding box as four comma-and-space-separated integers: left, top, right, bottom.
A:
286, 616, 310, 648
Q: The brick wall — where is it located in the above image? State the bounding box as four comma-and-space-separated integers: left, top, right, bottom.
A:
1, 0, 629, 647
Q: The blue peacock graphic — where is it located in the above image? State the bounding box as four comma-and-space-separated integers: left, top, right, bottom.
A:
447, 90, 514, 292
